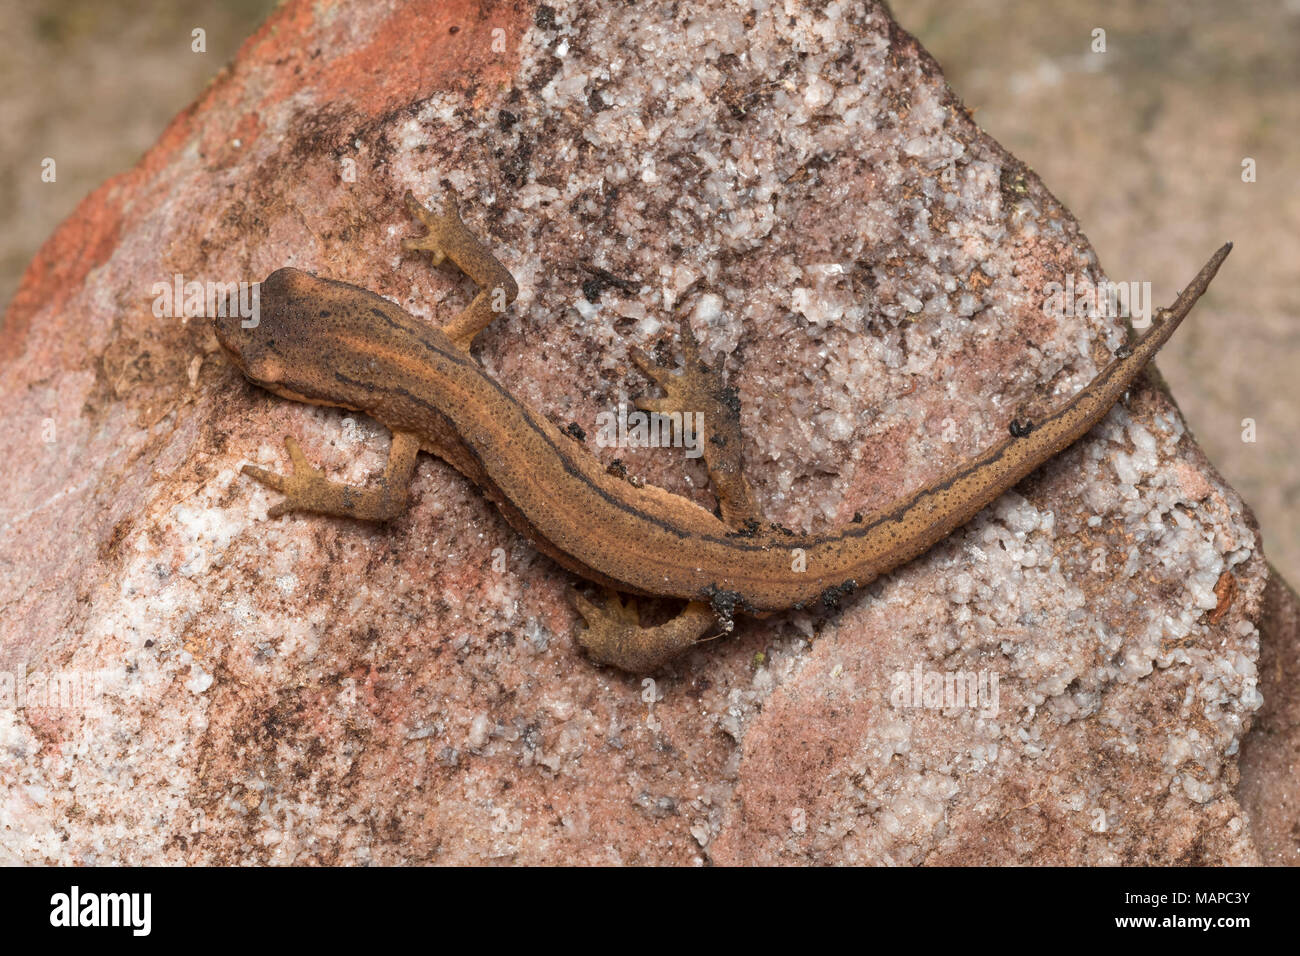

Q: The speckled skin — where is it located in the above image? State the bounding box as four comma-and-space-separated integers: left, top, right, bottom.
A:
216, 196, 1229, 671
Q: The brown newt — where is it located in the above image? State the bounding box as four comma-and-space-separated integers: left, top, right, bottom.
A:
214, 191, 1231, 673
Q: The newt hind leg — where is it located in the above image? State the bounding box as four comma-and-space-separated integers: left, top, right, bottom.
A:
243, 431, 420, 521
402, 190, 518, 351
630, 303, 761, 529
575, 593, 717, 674
575, 296, 766, 673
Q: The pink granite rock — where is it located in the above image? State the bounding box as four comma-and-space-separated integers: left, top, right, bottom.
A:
1236, 570, 1300, 866
0, 0, 1274, 864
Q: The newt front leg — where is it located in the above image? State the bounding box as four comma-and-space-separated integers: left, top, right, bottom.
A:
240, 189, 516, 520
242, 432, 420, 521
402, 190, 518, 351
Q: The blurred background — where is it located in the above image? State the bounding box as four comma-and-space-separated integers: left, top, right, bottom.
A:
2, 0, 1295, 584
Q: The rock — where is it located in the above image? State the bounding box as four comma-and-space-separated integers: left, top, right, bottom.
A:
1236, 569, 1300, 866
0, 0, 1270, 864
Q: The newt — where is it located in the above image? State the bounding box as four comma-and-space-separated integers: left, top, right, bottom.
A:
214, 190, 1231, 673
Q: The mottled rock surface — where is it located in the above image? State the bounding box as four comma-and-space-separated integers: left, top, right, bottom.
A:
1236, 570, 1300, 866
0, 0, 1273, 863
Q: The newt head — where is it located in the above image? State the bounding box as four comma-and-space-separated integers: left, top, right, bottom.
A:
213, 267, 356, 407
213, 267, 305, 383
215, 266, 450, 414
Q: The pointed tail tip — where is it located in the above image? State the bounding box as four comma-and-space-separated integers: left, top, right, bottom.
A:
1196, 241, 1234, 286
1160, 242, 1234, 323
